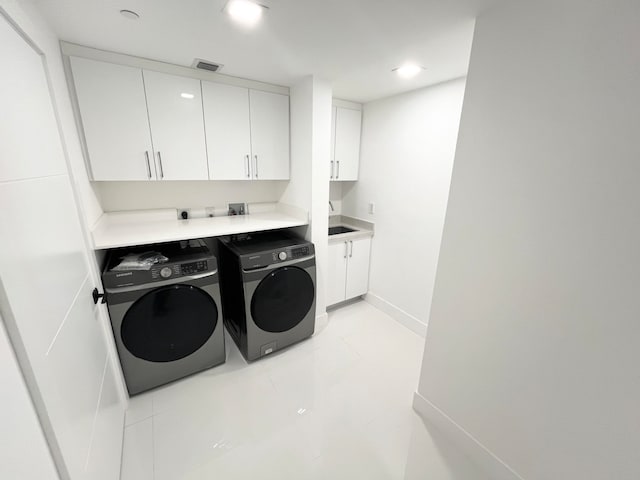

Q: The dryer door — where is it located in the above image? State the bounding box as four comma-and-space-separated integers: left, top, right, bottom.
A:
121, 284, 218, 362
250, 266, 315, 333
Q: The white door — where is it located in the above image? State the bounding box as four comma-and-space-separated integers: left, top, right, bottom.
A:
345, 238, 372, 299
330, 105, 337, 179
0, 15, 124, 480
327, 242, 348, 306
334, 107, 362, 181
249, 89, 290, 180
143, 70, 209, 180
70, 57, 154, 181
202, 82, 252, 180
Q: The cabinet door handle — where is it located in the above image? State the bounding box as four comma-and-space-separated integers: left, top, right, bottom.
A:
349, 240, 353, 257
245, 155, 250, 178
157, 151, 164, 179
336, 160, 340, 179
254, 155, 258, 179
344, 241, 348, 259
330, 160, 334, 179
144, 151, 152, 179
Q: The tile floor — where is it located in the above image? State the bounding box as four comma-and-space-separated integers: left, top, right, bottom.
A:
120, 300, 485, 479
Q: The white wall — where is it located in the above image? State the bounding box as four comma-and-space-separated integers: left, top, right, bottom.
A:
417, 1, 640, 479
283, 76, 332, 323
0, 314, 59, 480
96, 180, 287, 214
329, 182, 343, 216
342, 78, 466, 333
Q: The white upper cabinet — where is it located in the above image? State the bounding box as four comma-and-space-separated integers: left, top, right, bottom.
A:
202, 82, 252, 180
70, 57, 154, 181
143, 70, 209, 180
332, 106, 362, 181
249, 90, 290, 180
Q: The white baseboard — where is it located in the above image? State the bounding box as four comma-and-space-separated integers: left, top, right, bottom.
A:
364, 292, 428, 337
314, 312, 329, 334
412, 392, 525, 480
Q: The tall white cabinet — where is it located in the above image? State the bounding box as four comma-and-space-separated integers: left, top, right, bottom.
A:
330, 105, 362, 181
71, 57, 209, 181
202, 83, 290, 180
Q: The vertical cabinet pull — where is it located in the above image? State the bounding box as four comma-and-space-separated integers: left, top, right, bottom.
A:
330, 160, 334, 179
254, 155, 259, 178
144, 151, 152, 179
157, 151, 164, 179
336, 160, 340, 179
245, 155, 250, 178
349, 240, 353, 257
343, 241, 348, 259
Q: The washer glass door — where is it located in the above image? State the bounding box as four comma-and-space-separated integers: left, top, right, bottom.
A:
250, 266, 315, 333
121, 284, 218, 362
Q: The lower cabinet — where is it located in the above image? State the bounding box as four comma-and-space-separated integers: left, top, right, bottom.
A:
327, 237, 371, 306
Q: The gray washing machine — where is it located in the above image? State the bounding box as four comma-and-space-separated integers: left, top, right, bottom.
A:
218, 231, 316, 361
102, 239, 225, 395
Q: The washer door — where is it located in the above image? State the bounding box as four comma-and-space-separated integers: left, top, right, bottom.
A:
121, 284, 218, 362
250, 266, 315, 333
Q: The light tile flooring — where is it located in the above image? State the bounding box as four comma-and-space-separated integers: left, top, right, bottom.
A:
120, 300, 485, 479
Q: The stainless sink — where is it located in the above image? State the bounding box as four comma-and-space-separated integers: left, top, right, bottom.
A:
328, 226, 356, 235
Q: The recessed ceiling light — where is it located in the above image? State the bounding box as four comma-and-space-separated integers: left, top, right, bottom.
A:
393, 64, 424, 78
180, 93, 195, 99
119, 9, 140, 20
225, 0, 265, 27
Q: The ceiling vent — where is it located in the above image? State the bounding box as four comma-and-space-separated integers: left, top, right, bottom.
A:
192, 58, 223, 72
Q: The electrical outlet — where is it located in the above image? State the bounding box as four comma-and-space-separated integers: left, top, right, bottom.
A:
178, 208, 190, 220
228, 203, 246, 216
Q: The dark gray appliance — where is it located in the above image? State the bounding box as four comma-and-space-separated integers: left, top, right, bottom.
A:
102, 239, 225, 395
218, 231, 316, 361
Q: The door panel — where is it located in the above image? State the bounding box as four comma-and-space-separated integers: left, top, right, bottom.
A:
334, 107, 362, 181
249, 89, 290, 180
70, 57, 153, 181
0, 14, 124, 480
0, 18, 66, 182
345, 238, 371, 300
143, 70, 209, 180
330, 105, 337, 179
202, 82, 252, 180
327, 242, 347, 306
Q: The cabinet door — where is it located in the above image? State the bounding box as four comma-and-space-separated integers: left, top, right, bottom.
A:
143, 70, 209, 180
327, 241, 348, 306
202, 82, 252, 180
249, 90, 290, 180
330, 106, 337, 179
334, 107, 362, 181
70, 57, 153, 181
345, 237, 371, 300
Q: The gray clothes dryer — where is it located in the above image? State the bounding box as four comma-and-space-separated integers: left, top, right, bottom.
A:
218, 231, 316, 361
102, 239, 225, 395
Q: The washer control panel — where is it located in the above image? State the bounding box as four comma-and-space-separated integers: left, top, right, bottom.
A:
150, 260, 209, 281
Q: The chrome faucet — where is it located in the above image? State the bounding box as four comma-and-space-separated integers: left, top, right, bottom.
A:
329, 201, 334, 212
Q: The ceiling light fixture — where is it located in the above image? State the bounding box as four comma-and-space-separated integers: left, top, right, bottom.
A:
225, 0, 265, 28
180, 93, 195, 99
393, 63, 424, 78
119, 9, 140, 20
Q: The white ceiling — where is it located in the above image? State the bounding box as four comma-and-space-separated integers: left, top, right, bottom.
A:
34, 0, 505, 103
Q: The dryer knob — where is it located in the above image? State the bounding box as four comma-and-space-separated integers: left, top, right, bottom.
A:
278, 251, 287, 261
160, 267, 172, 278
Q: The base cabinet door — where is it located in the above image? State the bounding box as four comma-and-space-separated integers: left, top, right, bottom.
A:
345, 237, 371, 299
327, 241, 348, 306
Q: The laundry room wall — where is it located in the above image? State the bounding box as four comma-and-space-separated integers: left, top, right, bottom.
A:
342, 78, 466, 335
416, 1, 640, 479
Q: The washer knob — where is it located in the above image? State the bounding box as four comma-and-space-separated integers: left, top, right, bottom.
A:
160, 267, 172, 278
278, 251, 287, 261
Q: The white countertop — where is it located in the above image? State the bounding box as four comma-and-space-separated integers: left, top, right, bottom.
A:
328, 215, 375, 244
91, 204, 308, 249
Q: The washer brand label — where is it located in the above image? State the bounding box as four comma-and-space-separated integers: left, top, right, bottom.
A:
115, 272, 133, 277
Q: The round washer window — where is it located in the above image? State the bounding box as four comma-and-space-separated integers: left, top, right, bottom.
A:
251, 266, 314, 333
121, 284, 218, 362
